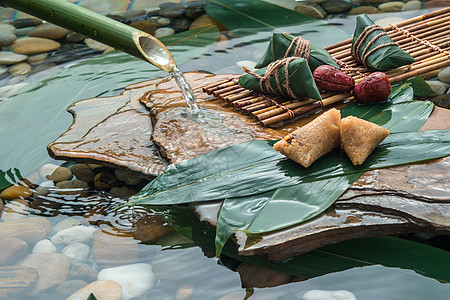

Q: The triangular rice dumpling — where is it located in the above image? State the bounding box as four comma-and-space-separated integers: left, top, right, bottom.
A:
273, 108, 341, 168
340, 116, 390, 166
352, 14, 415, 71
239, 57, 322, 100
255, 33, 340, 71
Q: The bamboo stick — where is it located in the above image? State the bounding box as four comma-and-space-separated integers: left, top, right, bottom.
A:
389, 58, 450, 83
212, 84, 241, 97
255, 99, 316, 121
261, 101, 323, 126
220, 88, 246, 99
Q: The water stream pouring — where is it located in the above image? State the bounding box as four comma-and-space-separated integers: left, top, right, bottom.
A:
1, 0, 200, 109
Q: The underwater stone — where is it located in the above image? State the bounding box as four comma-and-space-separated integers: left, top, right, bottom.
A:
155, 27, 175, 38
55, 280, 88, 299
47, 166, 73, 182
29, 23, 69, 40
295, 3, 327, 19
150, 16, 172, 27
237, 263, 293, 288
32, 239, 56, 254
0, 23, 15, 34
170, 16, 192, 32
301, 290, 357, 300
27, 53, 48, 65
53, 217, 82, 235
159, 2, 187, 18
92, 229, 139, 267
67, 280, 122, 300
51, 225, 96, 245
402, 0, 422, 11
0, 266, 38, 298
68, 263, 99, 282
426, 80, 449, 95
114, 169, 142, 186
62, 243, 91, 263
0, 51, 28, 65
66, 32, 86, 43
0, 33, 16, 47
321, 0, 353, 13
11, 18, 42, 28
129, 20, 157, 35
378, 1, 404, 12
71, 164, 96, 182
438, 66, 450, 83
12, 37, 61, 55
1, 199, 29, 221
0, 185, 32, 200
189, 14, 227, 30
349, 6, 380, 14
8, 62, 31, 76
0, 237, 28, 266
38, 163, 59, 178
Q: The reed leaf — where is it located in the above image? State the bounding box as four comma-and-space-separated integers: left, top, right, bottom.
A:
0, 168, 22, 190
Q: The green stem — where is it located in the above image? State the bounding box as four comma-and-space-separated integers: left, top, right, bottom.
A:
1, 0, 175, 72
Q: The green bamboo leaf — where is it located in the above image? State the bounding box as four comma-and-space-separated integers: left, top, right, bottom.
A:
129, 129, 449, 207
0, 168, 22, 190
205, 0, 348, 47
391, 76, 435, 97
0, 26, 219, 177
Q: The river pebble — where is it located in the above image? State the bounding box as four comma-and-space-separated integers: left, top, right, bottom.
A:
321, 0, 353, 13
150, 16, 172, 27
20, 253, 70, 294
402, 0, 422, 11
39, 163, 59, 178
114, 169, 143, 186
130, 20, 157, 35
0, 237, 28, 265
12, 37, 61, 55
32, 239, 57, 253
47, 166, 73, 182
237, 263, 293, 288
0, 33, 16, 47
155, 27, 176, 38
69, 262, 99, 282
349, 6, 380, 14
1, 199, 29, 221
53, 216, 82, 234
0, 51, 28, 65
438, 66, 450, 83
62, 242, 91, 263
0, 65, 7, 77
122, 8, 146, 19
51, 225, 96, 245
27, 53, 48, 65
0, 185, 32, 200
92, 228, 139, 267
426, 80, 449, 95
0, 23, 16, 34
379, 1, 404, 12
71, 163, 96, 182
301, 290, 357, 300
67, 280, 122, 300
97, 263, 156, 299
9, 62, 32, 76
159, 2, 187, 18
33, 180, 55, 196
189, 14, 227, 30
29, 23, 69, 40
66, 32, 85, 43
55, 280, 88, 298
11, 17, 42, 28
84, 38, 114, 52
0, 266, 38, 298
294, 3, 327, 19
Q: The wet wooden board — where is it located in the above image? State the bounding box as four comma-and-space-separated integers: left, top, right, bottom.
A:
48, 72, 449, 261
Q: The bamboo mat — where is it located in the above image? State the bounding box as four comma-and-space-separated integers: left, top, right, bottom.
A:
202, 7, 450, 127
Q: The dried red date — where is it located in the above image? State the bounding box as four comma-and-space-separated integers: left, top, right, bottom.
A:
313, 65, 355, 93
354, 72, 391, 104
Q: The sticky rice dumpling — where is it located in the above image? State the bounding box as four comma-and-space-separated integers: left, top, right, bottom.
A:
340, 116, 390, 166
352, 14, 415, 71
273, 108, 341, 167
239, 57, 322, 100
255, 33, 340, 71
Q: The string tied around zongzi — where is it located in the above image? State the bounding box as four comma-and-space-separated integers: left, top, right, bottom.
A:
242, 57, 298, 99
352, 24, 397, 68
284, 36, 311, 62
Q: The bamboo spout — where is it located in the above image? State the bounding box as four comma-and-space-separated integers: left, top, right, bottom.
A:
1, 0, 176, 72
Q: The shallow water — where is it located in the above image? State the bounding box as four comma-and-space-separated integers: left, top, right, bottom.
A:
0, 4, 449, 300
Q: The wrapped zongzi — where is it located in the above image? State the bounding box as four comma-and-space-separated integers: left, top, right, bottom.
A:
255, 33, 339, 71
239, 57, 322, 100
351, 14, 415, 71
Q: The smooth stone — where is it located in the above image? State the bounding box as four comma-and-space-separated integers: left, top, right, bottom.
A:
189, 14, 227, 31
294, 4, 327, 19
0, 51, 28, 65
93, 170, 119, 190
237, 263, 293, 288
32, 239, 56, 253
27, 53, 48, 65
33, 180, 54, 196
1, 199, 29, 221
378, 1, 404, 12
0, 266, 38, 298
71, 164, 96, 182
114, 169, 142, 186
11, 18, 42, 28
0, 185, 32, 200
321, 0, 353, 13
186, 2, 205, 19
301, 290, 357, 300
349, 6, 380, 14
9, 62, 31, 76
0, 222, 48, 243
92, 229, 139, 267
122, 8, 146, 19
402, 0, 422, 11
425, 0, 450, 9
150, 16, 172, 27
109, 186, 138, 199
364, 0, 390, 4
84, 38, 113, 52
0, 23, 16, 34
55, 179, 90, 195
97, 263, 156, 300
426, 80, 449, 95
432, 94, 450, 109
12, 37, 61, 55
438, 66, 450, 83
129, 20, 157, 35
170, 17, 192, 33
20, 253, 70, 294
159, 2, 187, 18
55, 280, 88, 298
53, 216, 82, 234
0, 82, 28, 98
133, 213, 173, 243
68, 263, 99, 282
306, 0, 328, 3
47, 166, 73, 182
176, 285, 194, 300
375, 17, 405, 27
155, 27, 176, 38
29, 23, 69, 40
39, 163, 59, 178
0, 65, 6, 76
0, 33, 16, 47
62, 243, 91, 263
0, 237, 28, 265
8, 216, 52, 235
51, 225, 96, 245
66, 32, 85, 43
67, 280, 122, 300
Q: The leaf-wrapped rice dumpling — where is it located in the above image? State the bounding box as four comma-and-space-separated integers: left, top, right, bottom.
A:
255, 33, 339, 71
239, 57, 322, 100
351, 14, 415, 71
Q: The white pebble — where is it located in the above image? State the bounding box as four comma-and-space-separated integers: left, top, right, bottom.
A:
97, 263, 156, 300
302, 290, 357, 300
51, 225, 96, 245
426, 80, 449, 95
236, 60, 257, 71
62, 243, 91, 263
32, 239, 56, 253
155, 28, 175, 38
39, 163, 60, 179
52, 217, 81, 235
438, 66, 450, 83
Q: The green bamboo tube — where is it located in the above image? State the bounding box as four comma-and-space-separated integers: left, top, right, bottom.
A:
0, 0, 176, 72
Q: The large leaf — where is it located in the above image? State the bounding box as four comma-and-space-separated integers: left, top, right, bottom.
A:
205, 0, 348, 47
0, 26, 219, 177
0, 168, 22, 190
